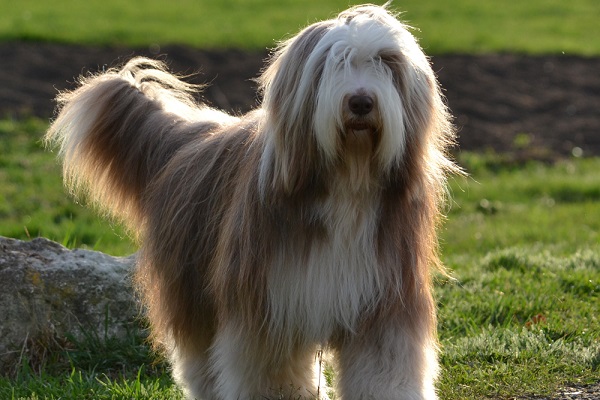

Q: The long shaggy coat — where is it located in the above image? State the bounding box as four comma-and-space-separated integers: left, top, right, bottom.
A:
46, 5, 457, 399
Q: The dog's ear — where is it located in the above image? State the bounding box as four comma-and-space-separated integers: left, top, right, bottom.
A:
258, 21, 334, 197
381, 49, 457, 188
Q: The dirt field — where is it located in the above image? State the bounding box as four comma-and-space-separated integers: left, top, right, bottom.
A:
2, 41, 599, 158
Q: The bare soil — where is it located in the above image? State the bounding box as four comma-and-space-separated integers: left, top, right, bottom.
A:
0, 42, 598, 398
2, 41, 599, 159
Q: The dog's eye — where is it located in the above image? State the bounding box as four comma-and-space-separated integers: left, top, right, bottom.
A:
379, 53, 400, 67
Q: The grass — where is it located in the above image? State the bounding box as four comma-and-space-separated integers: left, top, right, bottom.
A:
444, 154, 600, 256
435, 154, 600, 398
0, 118, 599, 398
2, 326, 183, 400
1, 0, 599, 54
0, 116, 136, 255
438, 249, 600, 398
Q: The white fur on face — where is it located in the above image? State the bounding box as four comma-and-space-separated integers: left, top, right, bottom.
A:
258, 6, 439, 198
311, 15, 409, 167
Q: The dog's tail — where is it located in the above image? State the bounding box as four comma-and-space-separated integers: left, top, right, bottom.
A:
46, 57, 236, 229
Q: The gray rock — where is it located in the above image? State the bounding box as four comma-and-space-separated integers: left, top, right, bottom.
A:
0, 236, 138, 372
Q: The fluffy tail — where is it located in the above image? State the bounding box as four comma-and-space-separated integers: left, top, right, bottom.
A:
46, 57, 235, 229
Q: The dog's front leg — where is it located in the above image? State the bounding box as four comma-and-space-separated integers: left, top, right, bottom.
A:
208, 319, 325, 399
335, 315, 439, 400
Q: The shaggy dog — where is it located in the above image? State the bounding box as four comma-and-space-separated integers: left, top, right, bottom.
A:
46, 4, 457, 399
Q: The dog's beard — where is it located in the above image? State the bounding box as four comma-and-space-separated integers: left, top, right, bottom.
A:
340, 131, 377, 192
338, 108, 383, 191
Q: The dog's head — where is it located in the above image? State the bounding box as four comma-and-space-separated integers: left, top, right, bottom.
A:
258, 5, 454, 196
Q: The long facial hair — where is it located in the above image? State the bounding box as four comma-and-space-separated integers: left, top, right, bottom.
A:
46, 4, 458, 399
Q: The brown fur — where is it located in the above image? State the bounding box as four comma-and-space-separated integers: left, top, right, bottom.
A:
46, 5, 459, 399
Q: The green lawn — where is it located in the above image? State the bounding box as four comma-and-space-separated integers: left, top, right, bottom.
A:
1, 118, 598, 399
0, 117, 136, 255
1, 0, 599, 54
438, 154, 600, 398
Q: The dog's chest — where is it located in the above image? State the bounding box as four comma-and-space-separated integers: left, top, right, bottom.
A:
267, 193, 382, 341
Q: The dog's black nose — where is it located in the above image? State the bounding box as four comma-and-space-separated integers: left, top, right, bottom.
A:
348, 95, 374, 115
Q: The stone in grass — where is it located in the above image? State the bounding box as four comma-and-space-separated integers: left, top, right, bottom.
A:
0, 236, 138, 373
